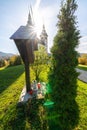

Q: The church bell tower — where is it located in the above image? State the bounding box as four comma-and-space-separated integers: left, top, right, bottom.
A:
40, 24, 48, 52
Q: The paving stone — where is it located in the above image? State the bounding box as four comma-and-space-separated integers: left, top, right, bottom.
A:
77, 68, 87, 83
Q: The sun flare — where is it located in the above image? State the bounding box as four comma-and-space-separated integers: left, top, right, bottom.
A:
33, 0, 43, 36
33, 9, 43, 37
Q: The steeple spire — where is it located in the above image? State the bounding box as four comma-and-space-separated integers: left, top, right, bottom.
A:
40, 24, 48, 52
27, 11, 32, 26
43, 24, 45, 30
41, 24, 48, 36
27, 6, 34, 27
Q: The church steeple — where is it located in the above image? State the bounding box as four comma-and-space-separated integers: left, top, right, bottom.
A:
26, 7, 34, 27
40, 24, 48, 52
41, 24, 48, 37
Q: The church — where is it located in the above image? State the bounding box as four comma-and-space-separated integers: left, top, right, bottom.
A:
40, 24, 48, 53
27, 7, 48, 53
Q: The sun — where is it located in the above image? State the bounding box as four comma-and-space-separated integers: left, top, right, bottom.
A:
33, 10, 43, 37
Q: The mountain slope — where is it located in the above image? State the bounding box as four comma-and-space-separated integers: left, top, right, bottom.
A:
0, 52, 14, 59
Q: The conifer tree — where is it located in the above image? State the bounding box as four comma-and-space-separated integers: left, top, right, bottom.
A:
49, 0, 80, 129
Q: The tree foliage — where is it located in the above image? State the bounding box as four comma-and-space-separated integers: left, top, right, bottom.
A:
49, 0, 80, 129
9, 55, 22, 66
31, 45, 50, 82
0, 59, 5, 67
78, 54, 87, 65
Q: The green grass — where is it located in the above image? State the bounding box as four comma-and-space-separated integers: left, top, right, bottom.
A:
0, 65, 87, 129
0, 65, 45, 130
77, 64, 87, 71
75, 80, 87, 130
0, 65, 25, 129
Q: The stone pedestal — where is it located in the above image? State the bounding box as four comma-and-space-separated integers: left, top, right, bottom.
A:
19, 87, 32, 103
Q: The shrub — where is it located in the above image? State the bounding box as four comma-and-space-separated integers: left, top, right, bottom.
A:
78, 54, 87, 65
0, 59, 5, 67
9, 55, 22, 66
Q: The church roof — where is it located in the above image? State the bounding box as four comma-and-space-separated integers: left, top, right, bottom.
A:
10, 25, 37, 40
10, 7, 37, 40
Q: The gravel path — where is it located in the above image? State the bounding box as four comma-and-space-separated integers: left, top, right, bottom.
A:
77, 68, 87, 83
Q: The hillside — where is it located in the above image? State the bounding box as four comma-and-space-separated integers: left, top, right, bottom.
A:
0, 51, 14, 60
79, 52, 87, 57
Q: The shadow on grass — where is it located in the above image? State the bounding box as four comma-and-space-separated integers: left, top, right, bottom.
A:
0, 65, 24, 94
2, 103, 26, 130
26, 98, 48, 130
2, 98, 49, 130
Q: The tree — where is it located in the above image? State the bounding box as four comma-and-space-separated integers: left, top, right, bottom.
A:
31, 45, 50, 82
49, 0, 80, 129
0, 59, 5, 67
9, 55, 22, 66
78, 54, 87, 65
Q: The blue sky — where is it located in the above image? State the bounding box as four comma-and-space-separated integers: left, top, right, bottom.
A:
0, 0, 87, 54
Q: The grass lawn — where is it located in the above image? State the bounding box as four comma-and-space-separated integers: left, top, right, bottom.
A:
0, 65, 25, 129
0, 65, 87, 129
77, 64, 87, 71
75, 80, 87, 130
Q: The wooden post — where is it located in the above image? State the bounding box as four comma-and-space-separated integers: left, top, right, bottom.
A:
25, 62, 31, 92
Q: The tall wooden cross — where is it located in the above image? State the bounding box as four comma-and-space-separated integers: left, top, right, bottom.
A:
10, 10, 38, 92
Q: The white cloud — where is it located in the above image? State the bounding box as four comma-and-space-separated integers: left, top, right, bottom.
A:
77, 36, 87, 53
80, 36, 87, 43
